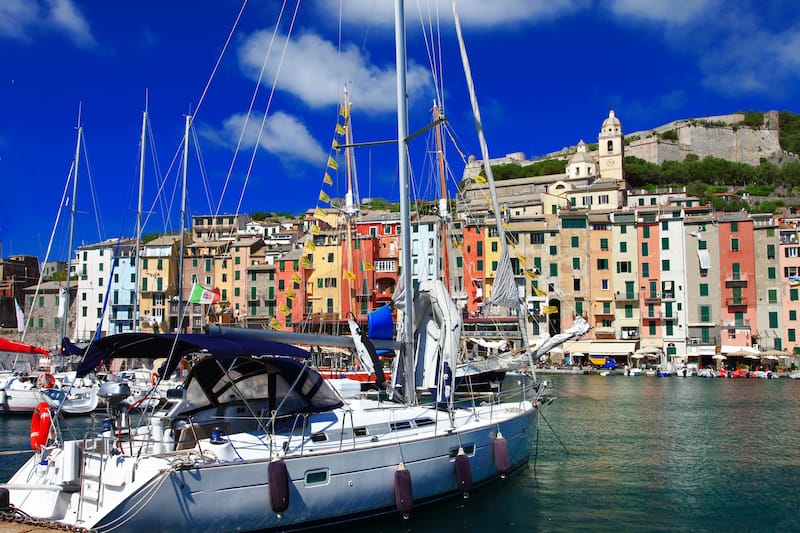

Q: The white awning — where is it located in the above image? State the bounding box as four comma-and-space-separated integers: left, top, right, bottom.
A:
697, 249, 711, 270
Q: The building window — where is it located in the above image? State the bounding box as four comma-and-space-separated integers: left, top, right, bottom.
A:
600, 239, 609, 251
549, 245, 557, 256
620, 242, 627, 253
731, 238, 739, 252
597, 259, 609, 270
642, 263, 650, 277
768, 289, 778, 304
662, 259, 670, 271
550, 264, 558, 277
571, 236, 579, 248
573, 278, 581, 291
601, 279, 609, 290
661, 237, 669, 250
699, 283, 708, 296
625, 305, 633, 318
641, 242, 649, 257
769, 311, 779, 328
573, 258, 581, 270
642, 226, 650, 238
768, 267, 776, 279
767, 244, 776, 259
700, 305, 711, 322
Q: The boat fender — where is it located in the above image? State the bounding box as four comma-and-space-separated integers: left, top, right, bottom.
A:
30, 402, 52, 451
455, 449, 472, 497
493, 433, 510, 476
268, 457, 290, 515
36, 373, 56, 390
394, 463, 413, 516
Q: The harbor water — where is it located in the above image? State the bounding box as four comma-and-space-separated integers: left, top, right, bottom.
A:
1, 374, 798, 532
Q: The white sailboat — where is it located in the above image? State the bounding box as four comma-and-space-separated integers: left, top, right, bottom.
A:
1, 2, 548, 530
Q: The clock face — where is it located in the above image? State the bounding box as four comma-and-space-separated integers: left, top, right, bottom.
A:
606, 159, 615, 166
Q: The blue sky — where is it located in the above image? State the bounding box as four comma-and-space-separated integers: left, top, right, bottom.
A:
1, 0, 799, 261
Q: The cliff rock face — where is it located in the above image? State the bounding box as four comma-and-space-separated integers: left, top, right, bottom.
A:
626, 111, 798, 166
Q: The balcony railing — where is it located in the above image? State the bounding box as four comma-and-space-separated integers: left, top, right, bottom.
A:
725, 297, 748, 306
643, 292, 661, 302
725, 272, 749, 284
721, 319, 750, 329
614, 291, 638, 301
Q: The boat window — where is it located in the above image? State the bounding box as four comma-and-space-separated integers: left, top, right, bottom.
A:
390, 421, 412, 431
310, 433, 327, 442
354, 427, 368, 437
414, 417, 435, 427
304, 469, 329, 486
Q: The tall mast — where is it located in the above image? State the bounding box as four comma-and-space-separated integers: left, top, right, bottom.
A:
433, 101, 451, 290
343, 86, 357, 319
134, 93, 148, 333
395, 0, 415, 403
177, 114, 191, 332
61, 104, 82, 348
450, 0, 532, 362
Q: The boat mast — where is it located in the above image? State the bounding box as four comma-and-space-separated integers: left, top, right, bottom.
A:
343, 86, 358, 319
177, 114, 191, 333
433, 101, 450, 290
395, 0, 415, 403
61, 105, 82, 353
449, 1, 532, 363
134, 93, 148, 333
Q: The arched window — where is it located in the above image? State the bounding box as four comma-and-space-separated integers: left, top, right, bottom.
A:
607, 140, 613, 152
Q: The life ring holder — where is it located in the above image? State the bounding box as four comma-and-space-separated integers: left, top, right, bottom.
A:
30, 402, 52, 451
37, 373, 56, 390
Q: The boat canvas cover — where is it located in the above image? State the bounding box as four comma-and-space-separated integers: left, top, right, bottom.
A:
75, 332, 310, 378
184, 356, 344, 415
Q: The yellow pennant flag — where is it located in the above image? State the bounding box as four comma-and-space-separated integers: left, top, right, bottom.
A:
279, 303, 291, 315
332, 139, 340, 151
335, 123, 346, 136
291, 273, 302, 284
343, 270, 356, 281
319, 190, 330, 204
286, 288, 296, 299
323, 173, 333, 186
310, 225, 321, 235
315, 206, 326, 219
269, 318, 282, 330
305, 240, 316, 251
300, 257, 312, 268
327, 156, 338, 170
533, 286, 547, 297
474, 174, 487, 185
339, 104, 349, 118
543, 305, 557, 315
361, 260, 374, 271
516, 256, 527, 266
525, 271, 538, 280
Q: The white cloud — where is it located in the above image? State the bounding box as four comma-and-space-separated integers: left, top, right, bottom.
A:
46, 0, 96, 48
312, 0, 588, 29
237, 29, 431, 113
221, 111, 327, 166
0, 0, 95, 48
699, 25, 800, 96
0, 1, 38, 40
609, 0, 719, 25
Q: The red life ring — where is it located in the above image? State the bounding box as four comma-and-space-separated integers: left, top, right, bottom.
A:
36, 373, 56, 390
30, 402, 52, 451
150, 371, 159, 386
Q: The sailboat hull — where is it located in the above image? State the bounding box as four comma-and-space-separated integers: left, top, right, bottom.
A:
7, 401, 535, 532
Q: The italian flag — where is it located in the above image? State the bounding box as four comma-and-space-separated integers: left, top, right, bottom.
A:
189, 283, 221, 304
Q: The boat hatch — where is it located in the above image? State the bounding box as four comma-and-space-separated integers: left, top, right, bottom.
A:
390, 421, 412, 431
304, 469, 329, 486
310, 433, 328, 442
449, 443, 476, 458
353, 427, 368, 437
414, 417, 435, 427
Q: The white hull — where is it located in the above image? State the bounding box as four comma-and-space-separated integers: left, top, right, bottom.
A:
6, 399, 535, 531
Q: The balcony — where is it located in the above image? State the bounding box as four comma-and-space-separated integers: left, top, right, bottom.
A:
594, 309, 615, 317
643, 292, 661, 302
614, 291, 638, 302
721, 319, 750, 329
725, 297, 748, 307
725, 272, 748, 287
621, 328, 640, 340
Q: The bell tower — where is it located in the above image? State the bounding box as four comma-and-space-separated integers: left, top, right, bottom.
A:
598, 110, 624, 181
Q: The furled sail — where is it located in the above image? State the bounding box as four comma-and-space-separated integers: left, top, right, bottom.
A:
486, 245, 519, 309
